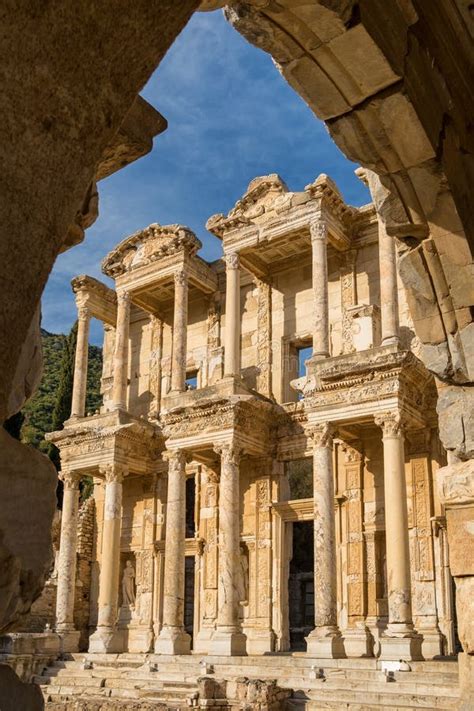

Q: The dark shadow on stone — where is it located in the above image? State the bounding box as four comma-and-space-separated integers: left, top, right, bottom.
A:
0, 664, 44, 711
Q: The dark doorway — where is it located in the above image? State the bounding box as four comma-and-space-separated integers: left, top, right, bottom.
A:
288, 520, 314, 650
185, 476, 196, 538
184, 555, 195, 642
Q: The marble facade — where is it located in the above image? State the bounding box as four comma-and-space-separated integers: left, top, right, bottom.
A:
48, 173, 456, 663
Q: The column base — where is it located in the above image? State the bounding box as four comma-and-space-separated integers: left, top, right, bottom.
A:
154, 626, 191, 655
305, 627, 345, 659
245, 628, 275, 655
56, 627, 80, 653
380, 625, 423, 661
343, 625, 374, 658
88, 626, 124, 654
209, 627, 247, 656
127, 626, 154, 653
193, 626, 214, 654
419, 627, 444, 659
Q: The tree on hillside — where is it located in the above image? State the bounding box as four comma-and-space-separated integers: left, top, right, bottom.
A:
47, 321, 77, 471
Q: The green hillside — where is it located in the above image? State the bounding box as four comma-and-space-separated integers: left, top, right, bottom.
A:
21, 328, 103, 453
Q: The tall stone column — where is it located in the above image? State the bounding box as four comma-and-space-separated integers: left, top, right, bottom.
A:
306, 423, 344, 657
155, 449, 191, 654
223, 253, 241, 377
310, 219, 330, 358
375, 412, 421, 660
171, 270, 188, 393
112, 290, 131, 409
88, 464, 126, 653
70, 304, 91, 418
55, 469, 81, 651
210, 442, 246, 655
378, 219, 400, 346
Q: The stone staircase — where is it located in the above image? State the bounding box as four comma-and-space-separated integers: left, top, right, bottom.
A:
34, 653, 461, 710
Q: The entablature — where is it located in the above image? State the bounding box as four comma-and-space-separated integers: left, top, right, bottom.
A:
206, 173, 372, 280
47, 409, 163, 478
71, 274, 117, 326
295, 345, 435, 430
162, 394, 276, 458
102, 223, 218, 315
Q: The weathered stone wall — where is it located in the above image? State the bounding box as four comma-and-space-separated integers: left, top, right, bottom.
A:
75, 497, 95, 650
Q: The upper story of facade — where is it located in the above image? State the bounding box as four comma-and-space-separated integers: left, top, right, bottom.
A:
69, 172, 417, 423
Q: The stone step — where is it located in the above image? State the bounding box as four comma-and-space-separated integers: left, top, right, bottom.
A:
291, 687, 460, 709
287, 701, 455, 711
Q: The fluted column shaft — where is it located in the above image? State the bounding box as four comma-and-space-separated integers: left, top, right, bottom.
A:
375, 412, 413, 630
171, 270, 188, 392
155, 449, 191, 654
224, 253, 241, 377
306, 423, 343, 657
71, 305, 90, 417
112, 291, 130, 409
310, 220, 330, 358
378, 219, 400, 345
56, 470, 81, 645
208, 442, 246, 655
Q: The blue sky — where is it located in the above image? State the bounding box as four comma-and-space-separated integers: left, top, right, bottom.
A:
42, 10, 370, 345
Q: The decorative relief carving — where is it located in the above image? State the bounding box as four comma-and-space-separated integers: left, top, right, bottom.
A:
256, 278, 272, 398
149, 316, 163, 413
256, 478, 270, 507
340, 249, 357, 355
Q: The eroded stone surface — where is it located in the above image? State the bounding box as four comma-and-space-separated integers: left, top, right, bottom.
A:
0, 429, 57, 633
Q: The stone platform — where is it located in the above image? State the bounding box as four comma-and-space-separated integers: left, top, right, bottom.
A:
35, 653, 461, 710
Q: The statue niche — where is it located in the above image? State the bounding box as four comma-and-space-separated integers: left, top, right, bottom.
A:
120, 557, 136, 609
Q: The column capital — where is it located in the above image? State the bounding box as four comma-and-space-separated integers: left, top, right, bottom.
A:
76, 303, 91, 321
99, 463, 127, 484
308, 422, 335, 448
59, 469, 81, 490
374, 410, 404, 437
163, 448, 187, 469
214, 441, 242, 465
116, 290, 131, 306
174, 269, 188, 287
309, 218, 328, 242
223, 252, 240, 270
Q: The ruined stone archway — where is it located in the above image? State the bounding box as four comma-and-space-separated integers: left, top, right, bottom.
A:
0, 0, 472, 672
